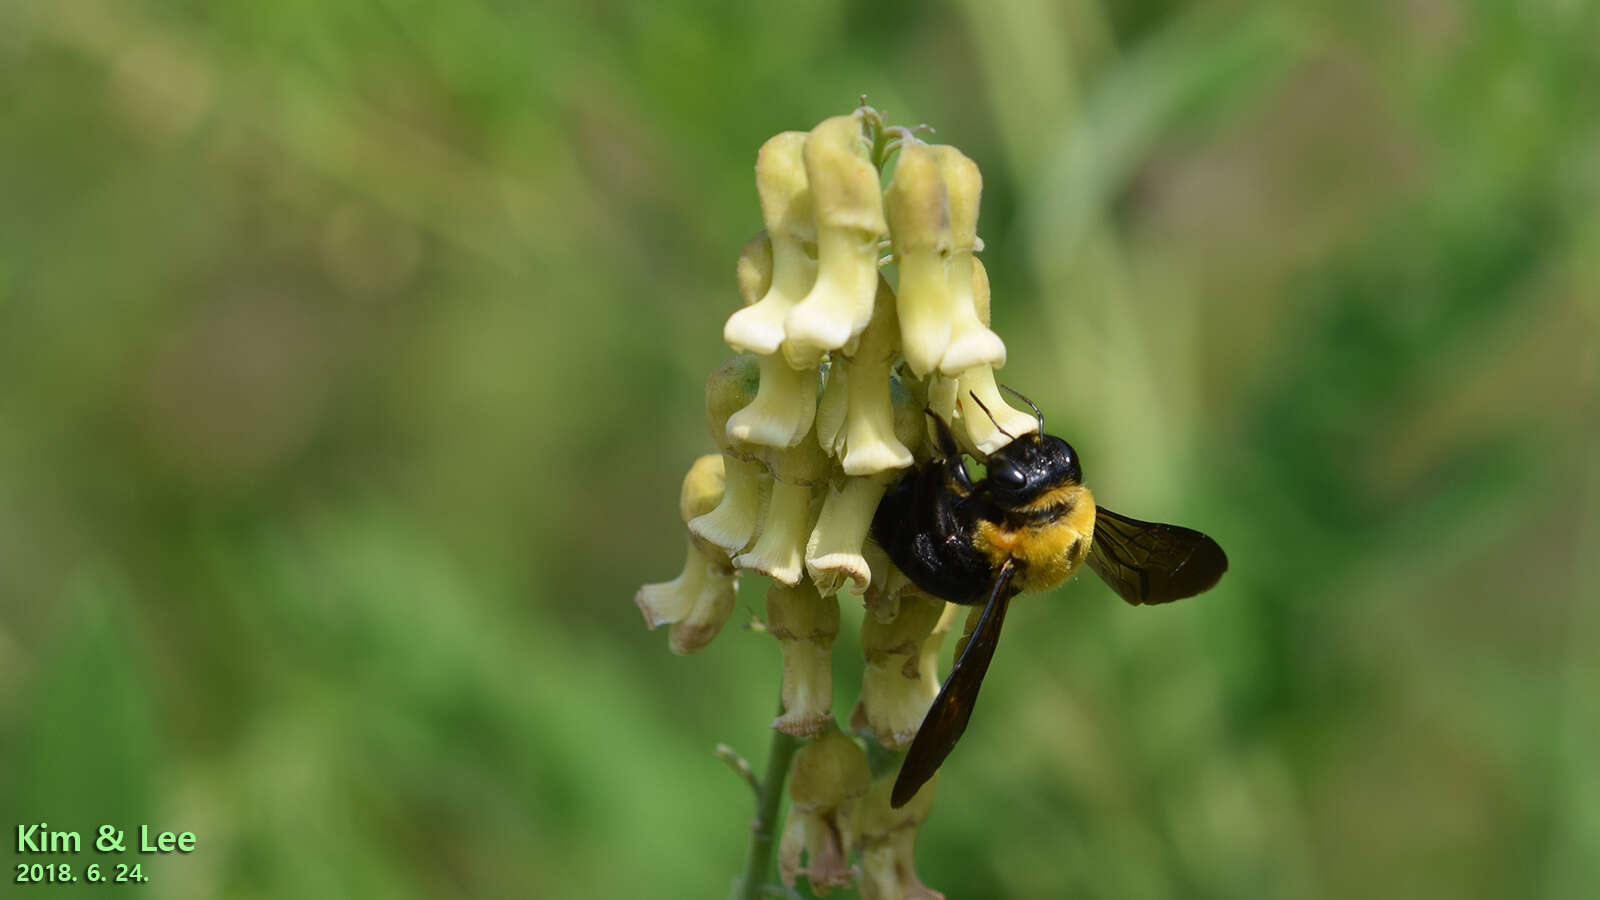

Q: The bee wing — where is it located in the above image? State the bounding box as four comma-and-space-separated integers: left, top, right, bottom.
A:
1086, 506, 1228, 606
891, 560, 1018, 808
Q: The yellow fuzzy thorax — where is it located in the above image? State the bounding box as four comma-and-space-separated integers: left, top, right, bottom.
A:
973, 484, 1097, 594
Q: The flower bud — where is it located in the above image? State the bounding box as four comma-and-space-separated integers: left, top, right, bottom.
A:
851, 592, 945, 749
783, 114, 888, 368
635, 455, 741, 654
725, 134, 820, 355
767, 580, 841, 737
855, 773, 941, 900
779, 727, 871, 894
885, 140, 953, 378
930, 145, 1005, 375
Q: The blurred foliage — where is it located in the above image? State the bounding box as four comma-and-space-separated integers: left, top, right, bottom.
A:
2, 0, 1598, 897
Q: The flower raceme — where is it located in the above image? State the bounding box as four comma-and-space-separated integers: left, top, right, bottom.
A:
636, 104, 1037, 899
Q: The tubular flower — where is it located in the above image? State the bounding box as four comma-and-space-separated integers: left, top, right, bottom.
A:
767, 579, 841, 737
634, 454, 740, 654
956, 365, 1039, 454
725, 352, 819, 449
725, 133, 818, 355
779, 727, 872, 894
808, 369, 926, 596
783, 114, 888, 369
885, 139, 953, 378
689, 357, 770, 554
805, 473, 891, 596
950, 258, 1038, 454
851, 591, 946, 749
735, 478, 812, 586
855, 774, 942, 900
688, 455, 768, 556
836, 277, 915, 476
932, 145, 1005, 375
734, 430, 829, 586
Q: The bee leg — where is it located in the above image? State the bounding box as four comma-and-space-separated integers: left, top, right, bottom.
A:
922, 409, 971, 493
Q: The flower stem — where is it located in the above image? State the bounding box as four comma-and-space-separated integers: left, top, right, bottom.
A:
737, 703, 802, 900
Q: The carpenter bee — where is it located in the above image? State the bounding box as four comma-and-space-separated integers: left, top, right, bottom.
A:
871, 389, 1227, 807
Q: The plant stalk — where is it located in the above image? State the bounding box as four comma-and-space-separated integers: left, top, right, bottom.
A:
736, 707, 802, 900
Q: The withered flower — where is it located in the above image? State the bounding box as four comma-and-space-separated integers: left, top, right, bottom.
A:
778, 727, 872, 894
634, 454, 739, 654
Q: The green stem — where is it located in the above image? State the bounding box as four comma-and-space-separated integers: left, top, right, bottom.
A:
737, 710, 802, 900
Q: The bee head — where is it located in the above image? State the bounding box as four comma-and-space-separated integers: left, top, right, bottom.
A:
985, 433, 1082, 504
966, 386, 1083, 503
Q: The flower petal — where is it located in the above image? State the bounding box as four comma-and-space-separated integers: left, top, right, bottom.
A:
837, 278, 914, 476
687, 455, 768, 556
886, 141, 953, 378
734, 479, 814, 586
725, 352, 819, 449
781, 114, 887, 368
806, 474, 890, 596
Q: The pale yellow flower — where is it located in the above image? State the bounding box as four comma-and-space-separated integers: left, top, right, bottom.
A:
885, 139, 953, 378
930, 145, 1005, 375
724, 133, 817, 356
734, 431, 828, 586
688, 357, 769, 555
782, 114, 888, 368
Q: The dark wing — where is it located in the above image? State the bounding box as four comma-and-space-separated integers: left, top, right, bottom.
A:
1086, 506, 1228, 606
891, 560, 1017, 808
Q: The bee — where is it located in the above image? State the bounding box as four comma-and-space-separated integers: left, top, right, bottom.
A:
871, 389, 1228, 807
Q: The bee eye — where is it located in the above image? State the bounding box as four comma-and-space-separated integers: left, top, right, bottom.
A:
990, 463, 1025, 492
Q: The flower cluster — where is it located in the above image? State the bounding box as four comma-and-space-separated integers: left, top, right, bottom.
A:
635, 104, 1037, 898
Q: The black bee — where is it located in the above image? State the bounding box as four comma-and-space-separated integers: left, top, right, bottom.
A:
871, 390, 1228, 807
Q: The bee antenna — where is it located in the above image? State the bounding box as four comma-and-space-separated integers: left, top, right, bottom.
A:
966, 391, 1015, 441
998, 384, 1045, 438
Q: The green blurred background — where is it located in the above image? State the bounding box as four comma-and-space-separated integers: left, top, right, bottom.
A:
3, 0, 1597, 897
